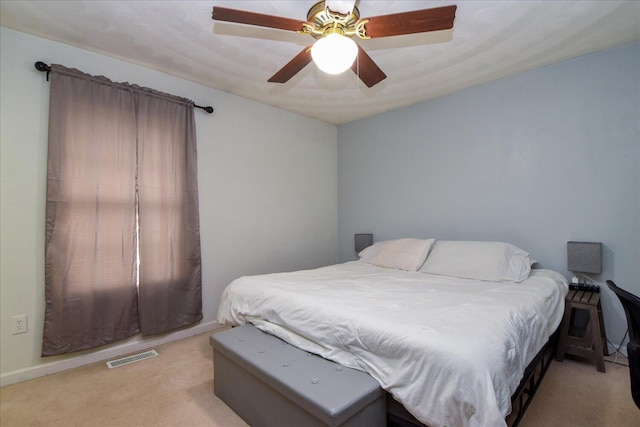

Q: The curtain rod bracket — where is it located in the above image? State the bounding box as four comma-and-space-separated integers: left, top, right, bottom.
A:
34, 60, 214, 113
35, 61, 51, 81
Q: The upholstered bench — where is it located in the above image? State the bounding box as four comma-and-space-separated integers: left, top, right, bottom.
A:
210, 325, 386, 427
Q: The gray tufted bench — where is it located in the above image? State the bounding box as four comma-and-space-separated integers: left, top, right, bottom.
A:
210, 325, 386, 427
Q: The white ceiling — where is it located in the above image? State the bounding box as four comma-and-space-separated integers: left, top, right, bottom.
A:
1, 1, 639, 124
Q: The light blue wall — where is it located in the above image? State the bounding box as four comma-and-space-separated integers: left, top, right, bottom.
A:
337, 42, 640, 348
1, 28, 337, 381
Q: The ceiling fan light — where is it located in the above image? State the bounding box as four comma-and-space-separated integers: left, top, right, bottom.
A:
311, 33, 358, 75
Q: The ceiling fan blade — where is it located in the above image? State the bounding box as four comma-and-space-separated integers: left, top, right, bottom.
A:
212, 6, 307, 32
268, 45, 314, 84
363, 5, 457, 38
351, 45, 387, 88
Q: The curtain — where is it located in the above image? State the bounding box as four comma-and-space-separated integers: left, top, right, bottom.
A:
43, 65, 202, 356
135, 87, 202, 336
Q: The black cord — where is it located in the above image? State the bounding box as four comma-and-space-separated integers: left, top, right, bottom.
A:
606, 329, 630, 366
611, 329, 629, 355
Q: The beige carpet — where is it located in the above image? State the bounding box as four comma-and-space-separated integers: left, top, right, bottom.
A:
1, 331, 637, 427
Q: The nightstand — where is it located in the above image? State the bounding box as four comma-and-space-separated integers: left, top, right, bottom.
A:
555, 289, 608, 372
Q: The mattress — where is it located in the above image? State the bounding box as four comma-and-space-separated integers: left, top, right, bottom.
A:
217, 261, 568, 427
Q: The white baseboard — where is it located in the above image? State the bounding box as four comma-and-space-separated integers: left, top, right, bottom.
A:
0, 321, 224, 387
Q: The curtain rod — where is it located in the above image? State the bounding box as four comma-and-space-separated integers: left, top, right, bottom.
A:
34, 61, 214, 114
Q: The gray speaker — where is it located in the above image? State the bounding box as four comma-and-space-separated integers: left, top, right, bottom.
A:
567, 241, 602, 274
354, 234, 373, 254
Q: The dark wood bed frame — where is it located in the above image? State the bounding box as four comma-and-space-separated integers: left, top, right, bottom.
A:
387, 328, 559, 427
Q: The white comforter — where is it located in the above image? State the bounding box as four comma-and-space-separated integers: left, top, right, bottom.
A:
217, 261, 568, 427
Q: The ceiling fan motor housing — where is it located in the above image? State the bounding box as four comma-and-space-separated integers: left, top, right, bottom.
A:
303, 1, 367, 40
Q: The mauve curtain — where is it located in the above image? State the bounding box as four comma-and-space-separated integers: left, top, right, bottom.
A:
136, 88, 203, 336
43, 65, 202, 355
43, 65, 140, 355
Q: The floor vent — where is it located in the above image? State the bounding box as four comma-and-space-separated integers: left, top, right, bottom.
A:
106, 350, 158, 369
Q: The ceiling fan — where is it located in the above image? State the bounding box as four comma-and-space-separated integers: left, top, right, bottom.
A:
211, 1, 457, 88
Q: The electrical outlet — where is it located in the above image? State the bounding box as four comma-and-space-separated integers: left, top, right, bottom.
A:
11, 314, 28, 335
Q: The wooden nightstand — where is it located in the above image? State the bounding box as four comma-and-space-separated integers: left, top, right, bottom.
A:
555, 289, 608, 372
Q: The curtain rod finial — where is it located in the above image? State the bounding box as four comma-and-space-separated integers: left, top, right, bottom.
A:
194, 103, 214, 114
35, 61, 51, 72
35, 61, 52, 81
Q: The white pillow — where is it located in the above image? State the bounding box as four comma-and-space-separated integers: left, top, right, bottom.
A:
359, 238, 435, 271
418, 240, 532, 282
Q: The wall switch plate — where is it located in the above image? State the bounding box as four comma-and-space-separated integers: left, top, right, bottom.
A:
11, 314, 28, 335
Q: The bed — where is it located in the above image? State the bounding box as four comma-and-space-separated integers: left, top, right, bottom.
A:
217, 239, 568, 427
